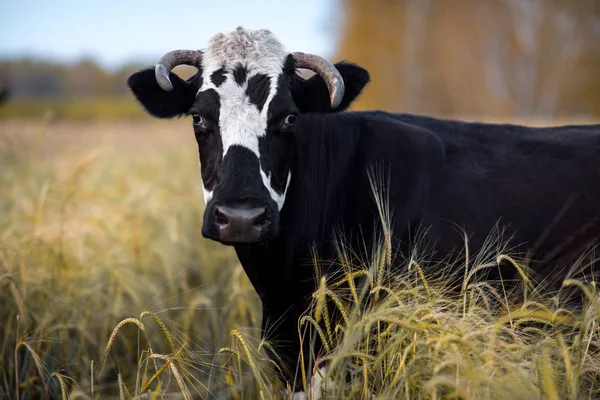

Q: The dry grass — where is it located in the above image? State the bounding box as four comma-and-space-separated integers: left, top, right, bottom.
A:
1, 119, 599, 399
0, 120, 263, 398
0, 98, 148, 121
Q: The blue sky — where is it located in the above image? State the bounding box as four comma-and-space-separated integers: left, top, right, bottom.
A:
0, 0, 339, 69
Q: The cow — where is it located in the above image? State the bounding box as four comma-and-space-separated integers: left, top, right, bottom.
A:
127, 26, 600, 395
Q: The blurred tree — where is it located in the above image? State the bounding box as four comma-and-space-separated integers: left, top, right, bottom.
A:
0, 59, 200, 100
2, 2, 599, 121
0, 59, 67, 98
65, 58, 110, 96
335, 0, 600, 119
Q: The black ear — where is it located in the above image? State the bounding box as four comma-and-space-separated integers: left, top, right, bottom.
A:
291, 61, 370, 113
127, 68, 199, 119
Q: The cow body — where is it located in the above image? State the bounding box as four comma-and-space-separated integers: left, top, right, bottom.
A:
127, 27, 600, 392
391, 112, 600, 273
236, 111, 600, 383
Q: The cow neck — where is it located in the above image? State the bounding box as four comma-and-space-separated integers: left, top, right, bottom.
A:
234, 113, 363, 309
286, 112, 362, 240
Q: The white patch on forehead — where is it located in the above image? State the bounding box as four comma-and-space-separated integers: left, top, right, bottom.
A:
218, 78, 263, 157
198, 27, 288, 158
196, 27, 292, 208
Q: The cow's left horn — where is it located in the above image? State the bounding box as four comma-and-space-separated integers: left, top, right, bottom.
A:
293, 52, 345, 109
155, 50, 203, 91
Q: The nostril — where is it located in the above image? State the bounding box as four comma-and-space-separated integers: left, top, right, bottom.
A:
214, 207, 229, 227
253, 208, 268, 227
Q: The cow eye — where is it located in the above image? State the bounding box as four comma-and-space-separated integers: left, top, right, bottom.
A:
284, 113, 297, 126
192, 114, 203, 125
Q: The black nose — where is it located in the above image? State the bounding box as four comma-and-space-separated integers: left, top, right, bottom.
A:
214, 205, 269, 243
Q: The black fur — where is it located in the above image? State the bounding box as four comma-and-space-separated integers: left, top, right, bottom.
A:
210, 68, 227, 87
233, 64, 247, 86
127, 68, 201, 118
246, 73, 271, 111
236, 111, 600, 388
202, 145, 280, 244
290, 59, 371, 113
191, 89, 222, 193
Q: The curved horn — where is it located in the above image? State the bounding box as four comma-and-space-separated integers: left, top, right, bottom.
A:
293, 52, 345, 109
155, 50, 203, 91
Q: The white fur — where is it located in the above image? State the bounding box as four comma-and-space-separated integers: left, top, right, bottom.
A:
199, 160, 213, 204
196, 27, 292, 209
216, 74, 264, 158
292, 366, 335, 400
202, 187, 213, 205
260, 170, 292, 210
200, 26, 288, 85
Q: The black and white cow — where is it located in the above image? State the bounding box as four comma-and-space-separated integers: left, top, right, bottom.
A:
128, 27, 600, 393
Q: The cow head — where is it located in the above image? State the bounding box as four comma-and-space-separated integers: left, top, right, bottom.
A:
128, 27, 369, 245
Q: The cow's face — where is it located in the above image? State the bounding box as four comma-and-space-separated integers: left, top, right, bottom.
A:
128, 27, 369, 245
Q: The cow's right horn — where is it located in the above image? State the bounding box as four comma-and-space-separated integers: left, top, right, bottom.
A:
293, 52, 345, 109
155, 50, 203, 91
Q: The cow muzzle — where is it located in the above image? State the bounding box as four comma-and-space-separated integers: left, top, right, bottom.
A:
211, 205, 270, 244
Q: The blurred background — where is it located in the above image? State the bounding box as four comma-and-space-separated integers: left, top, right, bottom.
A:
2, 0, 600, 122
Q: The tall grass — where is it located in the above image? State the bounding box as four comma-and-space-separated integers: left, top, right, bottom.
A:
0, 120, 265, 398
1, 120, 598, 399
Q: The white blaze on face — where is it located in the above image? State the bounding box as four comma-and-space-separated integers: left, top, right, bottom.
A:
202, 187, 213, 205
260, 169, 291, 210
196, 27, 293, 210
200, 160, 213, 205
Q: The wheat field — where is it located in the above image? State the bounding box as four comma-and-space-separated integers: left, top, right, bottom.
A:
1, 119, 599, 399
